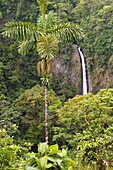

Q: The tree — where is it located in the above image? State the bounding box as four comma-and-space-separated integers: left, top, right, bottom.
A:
53, 89, 113, 169
72, 0, 113, 93
0, 94, 20, 137
0, 128, 20, 170
2, 0, 82, 144
13, 84, 62, 144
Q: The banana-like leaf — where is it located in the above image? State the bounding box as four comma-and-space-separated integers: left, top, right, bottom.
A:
68, 166, 73, 170
57, 148, 67, 157
38, 143, 48, 155
47, 156, 57, 162
48, 149, 61, 156
45, 163, 53, 169
45, 144, 61, 156
26, 153, 36, 158
40, 155, 47, 167
25, 166, 39, 170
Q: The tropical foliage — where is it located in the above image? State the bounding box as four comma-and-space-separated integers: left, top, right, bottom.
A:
0, 94, 20, 137
72, 0, 113, 92
53, 89, 113, 169
19, 142, 75, 170
2, 0, 82, 144
1, 0, 113, 169
0, 128, 26, 170
0, 130, 74, 170
13, 84, 62, 144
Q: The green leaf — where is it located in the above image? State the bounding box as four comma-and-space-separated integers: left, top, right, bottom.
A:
40, 155, 47, 167
26, 153, 36, 158
38, 143, 48, 155
64, 158, 75, 164
35, 157, 41, 168
45, 163, 53, 169
48, 149, 61, 156
45, 144, 58, 154
26, 166, 39, 170
57, 148, 67, 157
68, 166, 73, 170
47, 156, 56, 162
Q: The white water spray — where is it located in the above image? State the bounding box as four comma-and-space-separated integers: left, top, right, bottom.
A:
73, 44, 88, 95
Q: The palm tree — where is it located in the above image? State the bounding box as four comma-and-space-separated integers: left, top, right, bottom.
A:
2, 0, 82, 144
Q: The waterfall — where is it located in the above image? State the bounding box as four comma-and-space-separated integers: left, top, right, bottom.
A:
73, 44, 88, 95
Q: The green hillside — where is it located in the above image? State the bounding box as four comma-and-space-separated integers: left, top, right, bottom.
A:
0, 0, 113, 169
1, 0, 113, 99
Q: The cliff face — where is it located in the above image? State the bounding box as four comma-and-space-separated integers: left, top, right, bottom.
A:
51, 46, 81, 95
51, 44, 113, 95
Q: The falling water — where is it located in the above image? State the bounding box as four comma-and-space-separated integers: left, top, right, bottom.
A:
73, 44, 88, 95
78, 47, 87, 94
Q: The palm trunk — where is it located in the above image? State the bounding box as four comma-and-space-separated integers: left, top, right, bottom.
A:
41, 0, 48, 144
45, 85, 48, 144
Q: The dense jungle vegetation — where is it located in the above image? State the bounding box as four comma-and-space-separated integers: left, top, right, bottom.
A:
0, 0, 113, 169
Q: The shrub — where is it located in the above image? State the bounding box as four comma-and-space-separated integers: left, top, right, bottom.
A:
19, 142, 75, 170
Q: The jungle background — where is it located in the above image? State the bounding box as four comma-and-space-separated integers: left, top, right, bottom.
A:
0, 0, 113, 169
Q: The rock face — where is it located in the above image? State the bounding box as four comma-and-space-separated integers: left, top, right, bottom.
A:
51, 46, 81, 95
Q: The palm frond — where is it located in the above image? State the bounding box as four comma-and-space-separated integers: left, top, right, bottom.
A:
48, 22, 83, 43
2, 21, 42, 42
18, 40, 37, 55
37, 34, 58, 60
37, 0, 48, 15
46, 11, 58, 31
37, 11, 58, 32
